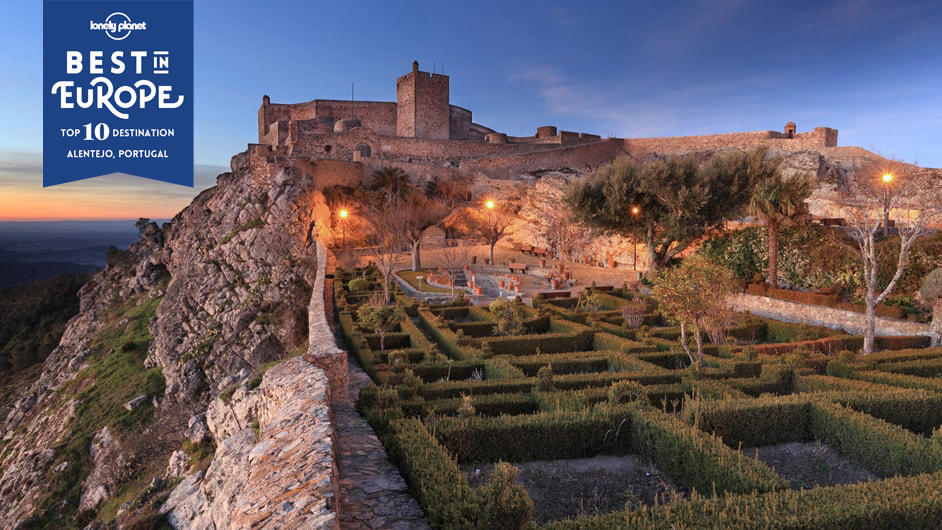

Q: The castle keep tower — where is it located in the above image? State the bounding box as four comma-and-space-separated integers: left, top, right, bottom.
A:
397, 61, 450, 140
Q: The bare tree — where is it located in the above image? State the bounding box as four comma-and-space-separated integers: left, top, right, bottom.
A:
438, 239, 474, 300
836, 160, 942, 354
402, 195, 452, 272
541, 205, 594, 264
469, 199, 517, 264
358, 192, 410, 305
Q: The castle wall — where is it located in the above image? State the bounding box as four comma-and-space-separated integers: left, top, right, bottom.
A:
287, 128, 565, 168
313, 100, 397, 137
449, 106, 472, 141
460, 138, 625, 178
260, 100, 397, 145
623, 127, 838, 157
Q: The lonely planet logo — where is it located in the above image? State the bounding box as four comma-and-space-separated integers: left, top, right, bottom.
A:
89, 12, 146, 40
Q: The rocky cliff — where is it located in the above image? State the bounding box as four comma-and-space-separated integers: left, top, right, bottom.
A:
0, 151, 338, 527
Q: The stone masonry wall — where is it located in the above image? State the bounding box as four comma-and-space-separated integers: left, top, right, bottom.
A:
461, 138, 626, 178
623, 127, 837, 158
729, 293, 931, 338
305, 240, 348, 401
160, 357, 339, 529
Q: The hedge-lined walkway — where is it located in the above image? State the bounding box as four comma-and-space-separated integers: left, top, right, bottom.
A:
333, 356, 430, 529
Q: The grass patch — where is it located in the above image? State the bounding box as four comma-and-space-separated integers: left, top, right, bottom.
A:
32, 293, 166, 528
220, 216, 265, 244
397, 270, 456, 294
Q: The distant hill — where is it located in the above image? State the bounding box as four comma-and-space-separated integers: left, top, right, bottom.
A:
0, 220, 161, 288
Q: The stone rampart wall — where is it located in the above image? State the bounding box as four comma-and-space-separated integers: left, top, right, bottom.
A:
461, 138, 625, 177
624, 128, 837, 157
306, 240, 348, 401
729, 293, 930, 338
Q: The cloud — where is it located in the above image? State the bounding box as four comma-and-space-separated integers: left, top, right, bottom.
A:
0, 150, 227, 219
508, 64, 566, 85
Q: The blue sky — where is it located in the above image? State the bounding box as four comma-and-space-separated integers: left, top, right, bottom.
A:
2, 0, 941, 219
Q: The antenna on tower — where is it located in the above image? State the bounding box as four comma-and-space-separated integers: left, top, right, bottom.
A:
433, 61, 436, 74
352, 82, 355, 101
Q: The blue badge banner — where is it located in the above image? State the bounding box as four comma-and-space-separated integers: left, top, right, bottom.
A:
43, 1, 194, 187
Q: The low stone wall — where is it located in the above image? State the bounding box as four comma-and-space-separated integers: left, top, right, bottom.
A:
729, 293, 931, 338
160, 357, 339, 529
305, 241, 348, 401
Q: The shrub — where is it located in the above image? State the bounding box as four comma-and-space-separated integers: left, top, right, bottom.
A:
490, 299, 527, 336
608, 380, 648, 407
536, 365, 555, 391
473, 462, 534, 530
348, 277, 370, 292
620, 304, 647, 329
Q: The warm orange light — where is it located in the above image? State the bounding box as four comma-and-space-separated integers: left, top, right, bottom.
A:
340, 209, 348, 219
631, 206, 640, 215
486, 200, 495, 209
882, 173, 893, 183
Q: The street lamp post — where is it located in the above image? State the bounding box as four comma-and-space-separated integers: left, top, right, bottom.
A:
631, 206, 640, 271
339, 209, 348, 249
881, 174, 892, 238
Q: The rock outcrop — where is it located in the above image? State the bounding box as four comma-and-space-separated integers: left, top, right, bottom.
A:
0, 149, 336, 526
160, 356, 338, 529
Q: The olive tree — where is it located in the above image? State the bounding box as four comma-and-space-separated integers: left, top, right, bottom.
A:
566, 149, 764, 273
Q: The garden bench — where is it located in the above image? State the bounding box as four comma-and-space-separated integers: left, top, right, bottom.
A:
542, 291, 571, 299
508, 263, 528, 273
532, 247, 548, 258
519, 244, 534, 254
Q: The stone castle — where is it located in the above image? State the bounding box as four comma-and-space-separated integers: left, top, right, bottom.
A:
241, 61, 839, 189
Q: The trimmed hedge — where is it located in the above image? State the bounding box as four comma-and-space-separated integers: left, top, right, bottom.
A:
509, 352, 610, 376
481, 319, 593, 357
433, 406, 637, 463
875, 335, 933, 350
809, 401, 942, 477
684, 396, 811, 447
417, 308, 478, 361
876, 356, 942, 378
867, 346, 942, 364
794, 374, 907, 395
849, 370, 942, 393
386, 419, 479, 528
630, 406, 788, 495
410, 361, 484, 383
425, 392, 539, 417
592, 331, 658, 354
543, 471, 942, 529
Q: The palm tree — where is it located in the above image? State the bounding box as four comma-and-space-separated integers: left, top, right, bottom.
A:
369, 167, 413, 199
748, 168, 815, 288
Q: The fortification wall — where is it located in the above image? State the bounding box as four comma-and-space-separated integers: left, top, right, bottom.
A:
460, 138, 625, 177
289, 129, 565, 167
259, 100, 397, 145
307, 159, 365, 189
313, 100, 397, 137
449, 106, 472, 141
623, 127, 837, 157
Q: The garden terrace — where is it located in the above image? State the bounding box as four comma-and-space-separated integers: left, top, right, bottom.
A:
335, 267, 942, 527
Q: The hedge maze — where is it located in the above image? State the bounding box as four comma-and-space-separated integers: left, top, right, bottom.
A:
337, 266, 942, 529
